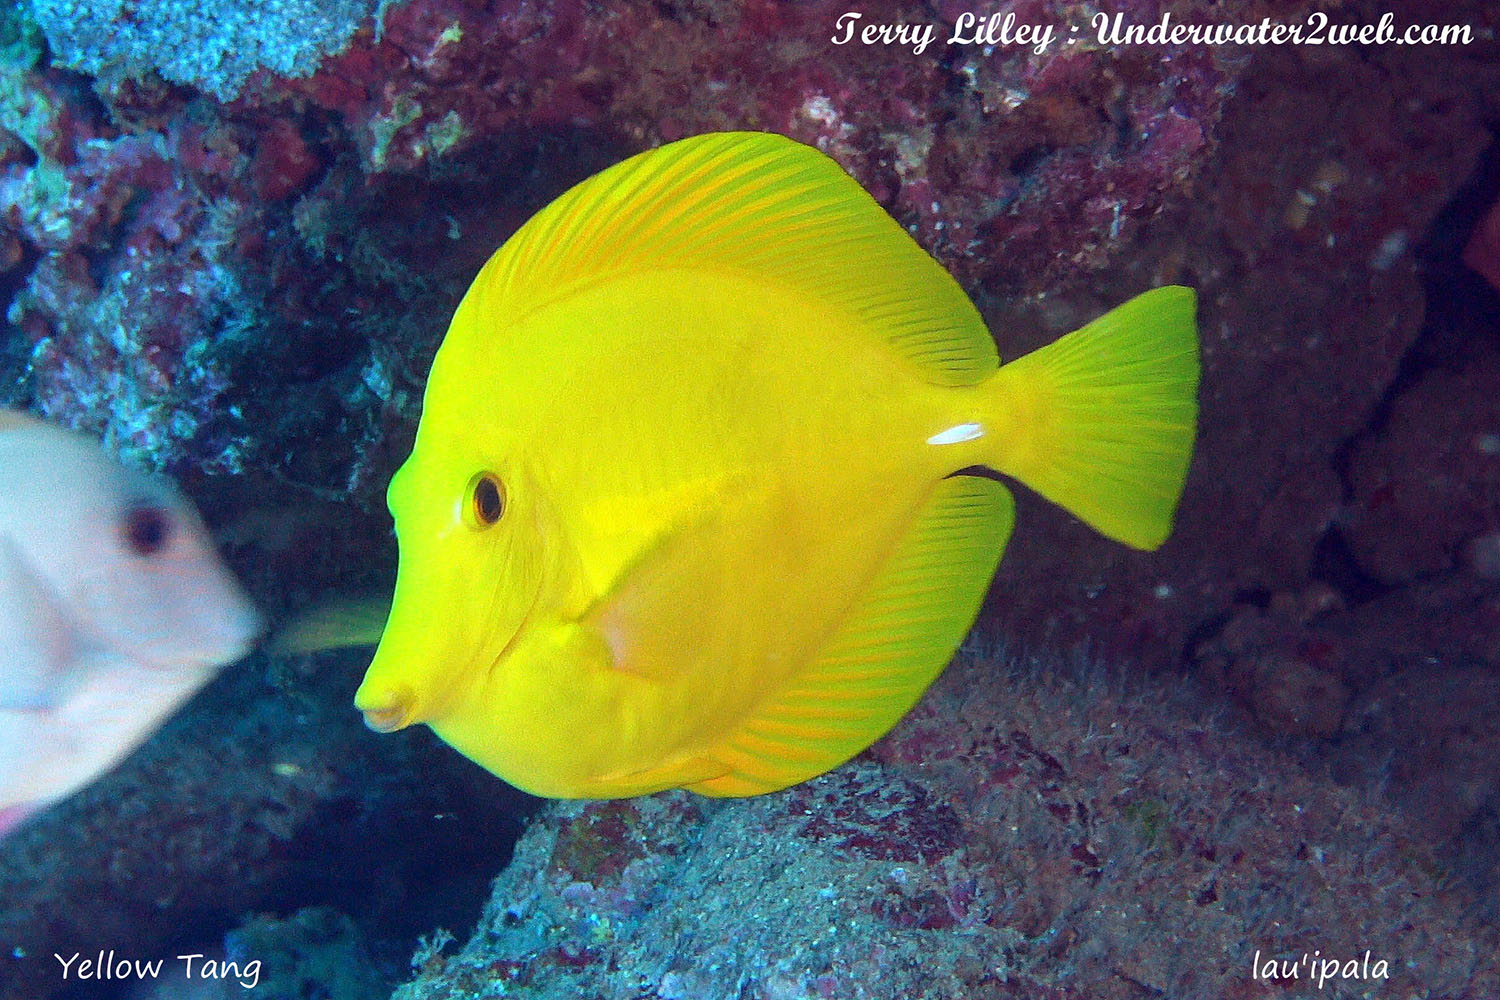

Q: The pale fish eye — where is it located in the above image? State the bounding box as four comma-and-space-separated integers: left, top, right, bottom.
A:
122, 504, 173, 557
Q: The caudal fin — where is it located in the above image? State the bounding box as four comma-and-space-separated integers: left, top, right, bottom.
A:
983, 286, 1199, 550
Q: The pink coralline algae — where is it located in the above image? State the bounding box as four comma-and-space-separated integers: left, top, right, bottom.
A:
246, 0, 1242, 294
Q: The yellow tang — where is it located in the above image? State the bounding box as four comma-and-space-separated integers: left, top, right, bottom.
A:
354, 131, 1199, 798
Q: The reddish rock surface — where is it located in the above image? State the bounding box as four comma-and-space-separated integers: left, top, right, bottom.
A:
1345, 346, 1500, 586
1463, 189, 1500, 291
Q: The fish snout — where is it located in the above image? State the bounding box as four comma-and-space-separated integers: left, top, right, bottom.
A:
182, 588, 265, 667
218, 598, 268, 659
354, 679, 417, 733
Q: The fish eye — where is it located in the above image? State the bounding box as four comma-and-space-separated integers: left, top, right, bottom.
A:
469, 473, 506, 527
122, 505, 172, 556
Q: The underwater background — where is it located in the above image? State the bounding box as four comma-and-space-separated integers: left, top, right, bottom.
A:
1, 0, 1498, 997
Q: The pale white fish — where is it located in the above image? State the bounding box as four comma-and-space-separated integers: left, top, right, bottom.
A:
0, 410, 263, 835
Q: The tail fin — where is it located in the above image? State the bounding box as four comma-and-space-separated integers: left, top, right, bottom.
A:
982, 286, 1199, 550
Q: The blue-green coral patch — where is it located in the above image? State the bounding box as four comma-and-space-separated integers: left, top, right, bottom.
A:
30, 0, 381, 100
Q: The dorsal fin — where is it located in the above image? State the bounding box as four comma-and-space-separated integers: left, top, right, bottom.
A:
467, 131, 997, 385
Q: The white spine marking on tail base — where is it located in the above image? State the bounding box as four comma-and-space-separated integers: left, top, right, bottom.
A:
927, 423, 984, 446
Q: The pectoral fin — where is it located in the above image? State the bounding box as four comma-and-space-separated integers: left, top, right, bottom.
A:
578, 471, 759, 682
582, 513, 721, 683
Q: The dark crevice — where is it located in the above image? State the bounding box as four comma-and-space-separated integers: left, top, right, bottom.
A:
0, 235, 38, 315
1230, 587, 1273, 610
1329, 129, 1500, 504
1308, 526, 1390, 605
42, 67, 114, 146
1178, 588, 1271, 669
1309, 130, 1500, 607
1179, 608, 1236, 669
1008, 144, 1053, 177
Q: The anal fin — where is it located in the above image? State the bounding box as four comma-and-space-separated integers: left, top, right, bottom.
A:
688, 476, 1015, 796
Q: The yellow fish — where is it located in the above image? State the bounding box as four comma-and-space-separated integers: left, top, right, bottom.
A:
354, 131, 1198, 799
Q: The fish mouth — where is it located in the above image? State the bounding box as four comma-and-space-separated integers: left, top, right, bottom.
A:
355, 583, 542, 734
355, 681, 417, 733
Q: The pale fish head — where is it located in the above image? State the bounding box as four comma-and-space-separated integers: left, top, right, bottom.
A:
354, 430, 549, 735
77, 473, 264, 670
0, 418, 262, 673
